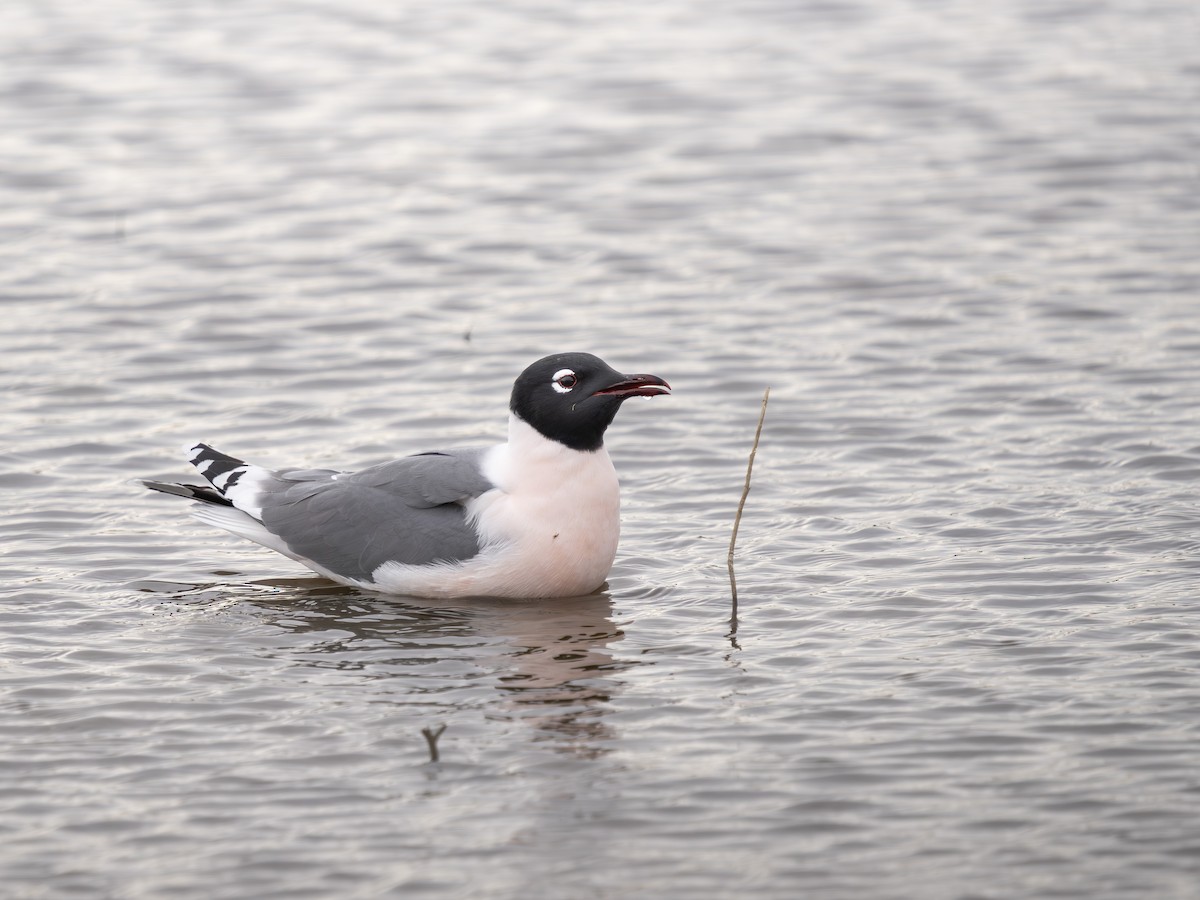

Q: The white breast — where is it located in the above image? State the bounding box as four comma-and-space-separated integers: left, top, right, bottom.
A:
370, 415, 621, 598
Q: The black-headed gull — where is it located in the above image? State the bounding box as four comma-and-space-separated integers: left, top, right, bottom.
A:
143, 352, 671, 598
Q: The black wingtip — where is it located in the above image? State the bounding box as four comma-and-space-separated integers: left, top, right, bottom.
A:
186, 443, 249, 487
141, 480, 234, 506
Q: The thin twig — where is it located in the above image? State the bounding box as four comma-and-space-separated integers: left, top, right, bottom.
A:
728, 387, 770, 628
421, 724, 447, 763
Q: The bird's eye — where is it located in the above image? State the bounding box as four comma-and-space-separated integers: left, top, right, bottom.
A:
551, 368, 578, 394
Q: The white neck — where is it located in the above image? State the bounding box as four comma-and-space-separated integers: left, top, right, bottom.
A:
484, 413, 607, 492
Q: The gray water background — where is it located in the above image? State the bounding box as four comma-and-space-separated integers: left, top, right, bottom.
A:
3, 1, 1199, 897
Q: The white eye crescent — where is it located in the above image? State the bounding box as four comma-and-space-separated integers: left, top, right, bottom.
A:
551, 368, 578, 393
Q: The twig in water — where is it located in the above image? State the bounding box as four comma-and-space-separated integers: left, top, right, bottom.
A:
421, 724, 447, 763
728, 387, 770, 631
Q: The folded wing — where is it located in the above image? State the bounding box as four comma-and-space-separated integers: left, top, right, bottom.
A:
255, 450, 496, 580
149, 445, 499, 584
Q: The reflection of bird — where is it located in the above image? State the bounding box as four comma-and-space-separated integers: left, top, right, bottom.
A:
143, 353, 670, 599
192, 578, 634, 755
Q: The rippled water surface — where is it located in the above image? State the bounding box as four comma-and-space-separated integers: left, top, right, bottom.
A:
3, 1, 1199, 897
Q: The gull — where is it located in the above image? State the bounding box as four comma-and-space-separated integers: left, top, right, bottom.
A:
143, 352, 671, 598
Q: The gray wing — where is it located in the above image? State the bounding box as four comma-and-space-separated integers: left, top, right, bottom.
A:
257, 448, 496, 581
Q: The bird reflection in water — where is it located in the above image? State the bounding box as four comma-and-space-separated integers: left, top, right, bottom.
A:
144, 576, 636, 758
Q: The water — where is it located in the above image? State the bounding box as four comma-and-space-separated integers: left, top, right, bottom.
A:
3, 1, 1199, 897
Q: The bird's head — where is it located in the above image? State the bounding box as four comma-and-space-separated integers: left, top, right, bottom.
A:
510, 352, 671, 451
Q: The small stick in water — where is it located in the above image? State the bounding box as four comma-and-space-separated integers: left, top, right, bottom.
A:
728, 387, 770, 627
421, 724, 447, 763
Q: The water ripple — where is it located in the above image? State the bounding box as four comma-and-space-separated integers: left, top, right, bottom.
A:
2, 0, 1199, 897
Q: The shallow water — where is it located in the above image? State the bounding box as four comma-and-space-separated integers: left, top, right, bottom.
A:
3, 1, 1199, 897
